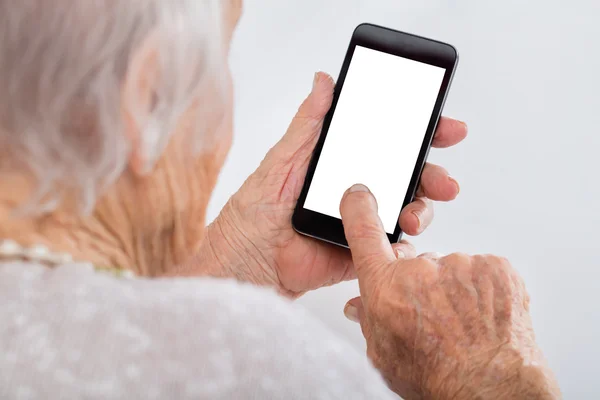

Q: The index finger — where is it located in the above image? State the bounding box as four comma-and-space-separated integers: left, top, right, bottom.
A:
339, 184, 395, 286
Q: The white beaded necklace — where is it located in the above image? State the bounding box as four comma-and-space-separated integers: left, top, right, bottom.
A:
0, 239, 74, 265
0, 239, 134, 278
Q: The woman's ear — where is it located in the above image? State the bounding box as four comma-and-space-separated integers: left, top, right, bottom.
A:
122, 33, 160, 177
227, 0, 243, 37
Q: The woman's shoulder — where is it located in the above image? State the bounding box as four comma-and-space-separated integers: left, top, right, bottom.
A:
0, 262, 394, 399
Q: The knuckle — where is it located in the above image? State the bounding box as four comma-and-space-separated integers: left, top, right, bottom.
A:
492, 254, 511, 267
475, 253, 504, 270
418, 257, 440, 273
490, 255, 514, 278
441, 252, 471, 267
421, 258, 440, 274
438, 253, 470, 276
478, 254, 519, 289
346, 220, 382, 241
440, 252, 473, 280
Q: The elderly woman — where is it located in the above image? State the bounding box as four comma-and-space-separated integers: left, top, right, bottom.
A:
0, 1, 561, 399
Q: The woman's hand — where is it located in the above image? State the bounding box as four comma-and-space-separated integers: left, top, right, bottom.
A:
338, 184, 562, 400
190, 72, 467, 297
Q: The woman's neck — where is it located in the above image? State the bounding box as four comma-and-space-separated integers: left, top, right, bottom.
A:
0, 136, 222, 275
0, 170, 211, 276
0, 176, 136, 272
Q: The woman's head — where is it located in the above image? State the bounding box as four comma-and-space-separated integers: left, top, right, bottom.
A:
0, 0, 243, 273
0, 0, 241, 212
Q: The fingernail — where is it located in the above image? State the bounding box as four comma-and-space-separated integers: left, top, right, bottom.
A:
313, 72, 320, 90
460, 120, 468, 130
448, 176, 460, 195
395, 248, 406, 259
344, 304, 360, 323
347, 184, 369, 193
412, 210, 423, 232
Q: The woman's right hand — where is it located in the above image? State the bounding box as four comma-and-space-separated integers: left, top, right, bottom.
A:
339, 184, 562, 400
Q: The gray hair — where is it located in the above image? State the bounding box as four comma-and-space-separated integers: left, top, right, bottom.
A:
0, 0, 228, 213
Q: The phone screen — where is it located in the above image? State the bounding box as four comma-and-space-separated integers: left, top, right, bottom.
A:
303, 46, 446, 234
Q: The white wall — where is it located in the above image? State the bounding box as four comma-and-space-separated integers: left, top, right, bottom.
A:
208, 1, 600, 397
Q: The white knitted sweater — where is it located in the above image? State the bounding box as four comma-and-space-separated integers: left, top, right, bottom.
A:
0, 262, 396, 399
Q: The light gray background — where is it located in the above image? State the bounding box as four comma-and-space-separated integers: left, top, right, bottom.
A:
208, 1, 600, 397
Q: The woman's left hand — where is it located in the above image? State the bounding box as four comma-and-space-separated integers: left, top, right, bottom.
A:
193, 72, 467, 297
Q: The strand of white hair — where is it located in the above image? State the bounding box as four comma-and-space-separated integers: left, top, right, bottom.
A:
0, 0, 228, 214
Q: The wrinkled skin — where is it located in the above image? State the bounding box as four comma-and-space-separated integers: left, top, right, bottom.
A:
339, 184, 562, 400
186, 72, 467, 297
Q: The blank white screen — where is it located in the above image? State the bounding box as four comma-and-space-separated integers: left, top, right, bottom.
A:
304, 46, 446, 233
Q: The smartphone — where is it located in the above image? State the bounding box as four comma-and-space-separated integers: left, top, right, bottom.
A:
292, 23, 459, 248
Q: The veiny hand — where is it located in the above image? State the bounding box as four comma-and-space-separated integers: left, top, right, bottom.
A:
186, 72, 467, 297
339, 184, 561, 400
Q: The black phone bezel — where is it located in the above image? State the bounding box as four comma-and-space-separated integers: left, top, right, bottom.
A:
292, 23, 459, 248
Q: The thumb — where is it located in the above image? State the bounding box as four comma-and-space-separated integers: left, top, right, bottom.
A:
344, 297, 371, 341
340, 184, 395, 288
344, 296, 366, 324
270, 72, 335, 157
